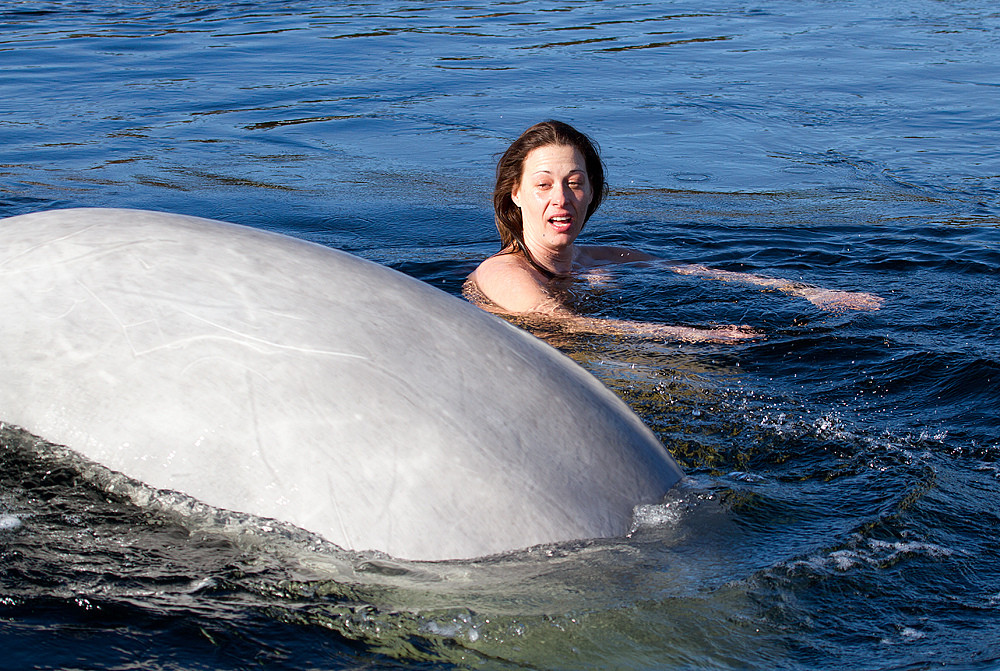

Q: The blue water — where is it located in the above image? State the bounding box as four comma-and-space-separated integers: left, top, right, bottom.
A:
2, 1, 999, 669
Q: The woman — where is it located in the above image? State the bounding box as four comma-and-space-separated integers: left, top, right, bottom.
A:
466, 120, 881, 340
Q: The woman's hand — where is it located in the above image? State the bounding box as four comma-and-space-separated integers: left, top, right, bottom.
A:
798, 287, 884, 312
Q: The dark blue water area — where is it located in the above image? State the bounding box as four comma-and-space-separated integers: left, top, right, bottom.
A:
2, 1, 1000, 669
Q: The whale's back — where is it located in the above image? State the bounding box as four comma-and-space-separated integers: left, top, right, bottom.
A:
0, 208, 682, 560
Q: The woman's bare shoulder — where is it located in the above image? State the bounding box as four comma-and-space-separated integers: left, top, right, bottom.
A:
469, 253, 558, 314
470, 253, 533, 290
473, 251, 526, 275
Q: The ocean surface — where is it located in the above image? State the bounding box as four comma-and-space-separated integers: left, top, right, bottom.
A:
2, 0, 999, 669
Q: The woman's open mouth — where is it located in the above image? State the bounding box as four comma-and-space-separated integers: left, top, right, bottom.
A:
548, 215, 573, 233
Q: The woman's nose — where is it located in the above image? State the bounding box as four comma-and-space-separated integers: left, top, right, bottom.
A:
550, 183, 567, 205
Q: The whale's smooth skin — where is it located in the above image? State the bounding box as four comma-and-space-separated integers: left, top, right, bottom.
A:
0, 208, 683, 561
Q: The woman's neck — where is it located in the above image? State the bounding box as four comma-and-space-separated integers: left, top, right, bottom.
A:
526, 243, 577, 276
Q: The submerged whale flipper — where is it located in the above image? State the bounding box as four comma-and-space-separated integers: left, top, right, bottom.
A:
0, 208, 682, 560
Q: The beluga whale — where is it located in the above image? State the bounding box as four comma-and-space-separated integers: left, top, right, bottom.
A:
0, 208, 683, 561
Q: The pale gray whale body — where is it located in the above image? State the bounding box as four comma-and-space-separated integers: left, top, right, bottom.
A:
0, 208, 682, 560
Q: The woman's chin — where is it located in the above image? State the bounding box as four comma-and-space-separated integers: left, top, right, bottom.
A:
545, 222, 583, 242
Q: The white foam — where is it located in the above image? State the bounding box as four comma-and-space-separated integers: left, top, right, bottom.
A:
0, 514, 22, 531
727, 471, 766, 483
420, 610, 483, 643
825, 537, 954, 573
881, 626, 927, 645
900, 627, 926, 640
781, 535, 956, 578
631, 502, 684, 529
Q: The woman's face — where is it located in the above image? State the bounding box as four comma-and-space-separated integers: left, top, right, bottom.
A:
511, 144, 593, 254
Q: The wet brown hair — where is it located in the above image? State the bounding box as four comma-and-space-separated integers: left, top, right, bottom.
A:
492, 120, 608, 274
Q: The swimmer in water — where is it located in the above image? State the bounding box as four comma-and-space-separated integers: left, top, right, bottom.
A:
465, 120, 882, 341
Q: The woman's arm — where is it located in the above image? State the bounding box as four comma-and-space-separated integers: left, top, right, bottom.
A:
466, 254, 757, 343
579, 246, 883, 311
667, 262, 884, 311
555, 315, 758, 342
